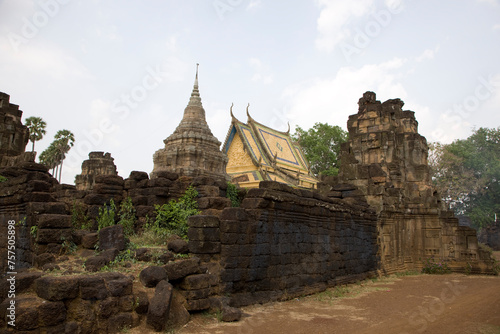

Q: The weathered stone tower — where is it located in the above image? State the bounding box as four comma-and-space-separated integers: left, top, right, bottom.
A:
339, 91, 436, 213
75, 151, 118, 190
0, 92, 33, 166
151, 65, 228, 180
339, 91, 493, 274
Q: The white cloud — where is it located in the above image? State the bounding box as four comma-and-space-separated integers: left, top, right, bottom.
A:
246, 0, 262, 11
384, 0, 403, 11
416, 46, 440, 62
428, 73, 500, 143
249, 58, 273, 85
493, 23, 500, 30
0, 0, 37, 33
0, 39, 91, 79
315, 0, 374, 52
95, 24, 122, 41
476, 0, 499, 6
284, 58, 408, 131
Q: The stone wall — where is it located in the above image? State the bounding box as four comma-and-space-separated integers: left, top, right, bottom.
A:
0, 271, 136, 333
479, 223, 500, 251
0, 162, 66, 273
188, 181, 379, 307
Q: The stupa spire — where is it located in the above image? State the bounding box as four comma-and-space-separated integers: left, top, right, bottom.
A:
188, 63, 202, 107
151, 63, 229, 180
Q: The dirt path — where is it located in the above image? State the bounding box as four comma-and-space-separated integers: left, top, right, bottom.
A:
178, 273, 500, 334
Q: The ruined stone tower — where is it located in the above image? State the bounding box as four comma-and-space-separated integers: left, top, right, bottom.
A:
339, 91, 437, 214
151, 65, 228, 180
339, 91, 493, 274
0, 92, 33, 166
75, 151, 118, 190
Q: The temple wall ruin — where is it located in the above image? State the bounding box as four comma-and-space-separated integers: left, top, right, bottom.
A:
188, 181, 379, 307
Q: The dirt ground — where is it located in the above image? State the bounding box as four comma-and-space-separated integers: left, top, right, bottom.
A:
177, 273, 500, 334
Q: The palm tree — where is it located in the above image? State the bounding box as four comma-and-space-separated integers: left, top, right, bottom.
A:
39, 142, 60, 175
25, 117, 47, 152
54, 129, 75, 183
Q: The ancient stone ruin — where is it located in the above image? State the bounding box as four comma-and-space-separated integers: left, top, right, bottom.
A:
0, 92, 33, 167
75, 152, 118, 191
479, 223, 500, 251
151, 66, 228, 181
338, 91, 492, 274
0, 90, 497, 333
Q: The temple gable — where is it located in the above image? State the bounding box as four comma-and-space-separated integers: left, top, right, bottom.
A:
223, 106, 318, 189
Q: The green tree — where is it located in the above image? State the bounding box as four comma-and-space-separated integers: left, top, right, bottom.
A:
25, 116, 47, 152
429, 127, 500, 229
39, 130, 75, 182
54, 129, 75, 183
292, 122, 348, 176
39, 142, 61, 175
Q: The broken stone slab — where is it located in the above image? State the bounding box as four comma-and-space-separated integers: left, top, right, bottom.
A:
99, 224, 125, 251
163, 257, 200, 281
221, 305, 242, 322
139, 266, 168, 288
35, 276, 80, 301
167, 239, 189, 254
146, 280, 173, 332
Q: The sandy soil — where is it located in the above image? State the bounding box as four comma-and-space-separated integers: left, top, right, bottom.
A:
177, 273, 500, 334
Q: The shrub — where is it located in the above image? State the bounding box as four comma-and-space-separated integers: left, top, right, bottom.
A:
148, 185, 200, 240
71, 201, 92, 230
226, 182, 241, 207
118, 197, 136, 237
97, 199, 117, 230
421, 257, 451, 274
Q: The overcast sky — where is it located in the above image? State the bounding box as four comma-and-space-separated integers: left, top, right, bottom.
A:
1, 0, 499, 184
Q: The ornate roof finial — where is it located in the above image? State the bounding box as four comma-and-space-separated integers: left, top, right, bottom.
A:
286, 121, 290, 134
230, 103, 235, 119
246, 103, 253, 122
188, 63, 202, 107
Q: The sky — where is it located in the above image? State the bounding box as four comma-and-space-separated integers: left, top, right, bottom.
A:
0, 0, 499, 184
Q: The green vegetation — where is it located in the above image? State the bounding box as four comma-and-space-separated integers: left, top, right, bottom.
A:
97, 199, 117, 230
148, 185, 200, 240
39, 129, 75, 182
421, 257, 451, 274
118, 197, 136, 236
30, 225, 38, 238
464, 262, 473, 275
0, 175, 7, 182
429, 127, 500, 230
95, 197, 137, 237
25, 116, 47, 152
129, 224, 167, 247
71, 201, 92, 230
201, 309, 223, 322
60, 237, 77, 255
292, 122, 348, 176
226, 182, 241, 207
